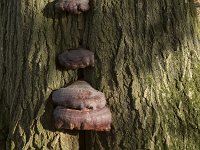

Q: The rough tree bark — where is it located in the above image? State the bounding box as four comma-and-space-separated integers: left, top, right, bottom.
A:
0, 0, 200, 149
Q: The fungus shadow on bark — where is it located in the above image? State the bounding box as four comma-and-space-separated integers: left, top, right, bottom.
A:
80, 128, 114, 149
42, 1, 66, 19
84, 130, 113, 150
55, 52, 67, 72
0, 128, 9, 150
40, 94, 79, 136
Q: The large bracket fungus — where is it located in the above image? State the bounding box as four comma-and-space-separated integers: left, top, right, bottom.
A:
55, 0, 90, 14
52, 80, 106, 110
52, 80, 112, 131
54, 106, 112, 131
58, 48, 95, 70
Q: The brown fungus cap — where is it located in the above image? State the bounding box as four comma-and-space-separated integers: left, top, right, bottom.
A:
52, 81, 106, 110
54, 106, 112, 131
55, 0, 90, 14
58, 48, 95, 70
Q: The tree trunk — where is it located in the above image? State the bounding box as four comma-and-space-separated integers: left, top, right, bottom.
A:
0, 0, 200, 149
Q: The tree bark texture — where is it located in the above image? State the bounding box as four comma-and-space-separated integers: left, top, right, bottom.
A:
0, 0, 200, 149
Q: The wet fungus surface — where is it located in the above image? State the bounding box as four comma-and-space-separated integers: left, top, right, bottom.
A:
54, 106, 112, 131
52, 80, 112, 131
58, 48, 95, 70
52, 80, 106, 110
55, 0, 90, 14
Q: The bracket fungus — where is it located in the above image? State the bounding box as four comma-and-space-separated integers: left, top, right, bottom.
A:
52, 80, 106, 110
52, 80, 112, 131
58, 48, 95, 70
55, 0, 90, 14
54, 106, 112, 131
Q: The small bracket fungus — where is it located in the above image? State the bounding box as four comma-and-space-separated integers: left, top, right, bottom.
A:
194, 0, 200, 19
55, 0, 90, 14
58, 48, 95, 70
194, 0, 200, 7
52, 80, 106, 110
54, 106, 112, 131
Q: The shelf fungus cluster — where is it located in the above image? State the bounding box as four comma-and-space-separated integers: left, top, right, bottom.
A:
54, 48, 111, 131
53, 0, 111, 132
52, 80, 112, 131
58, 48, 95, 70
55, 0, 90, 14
